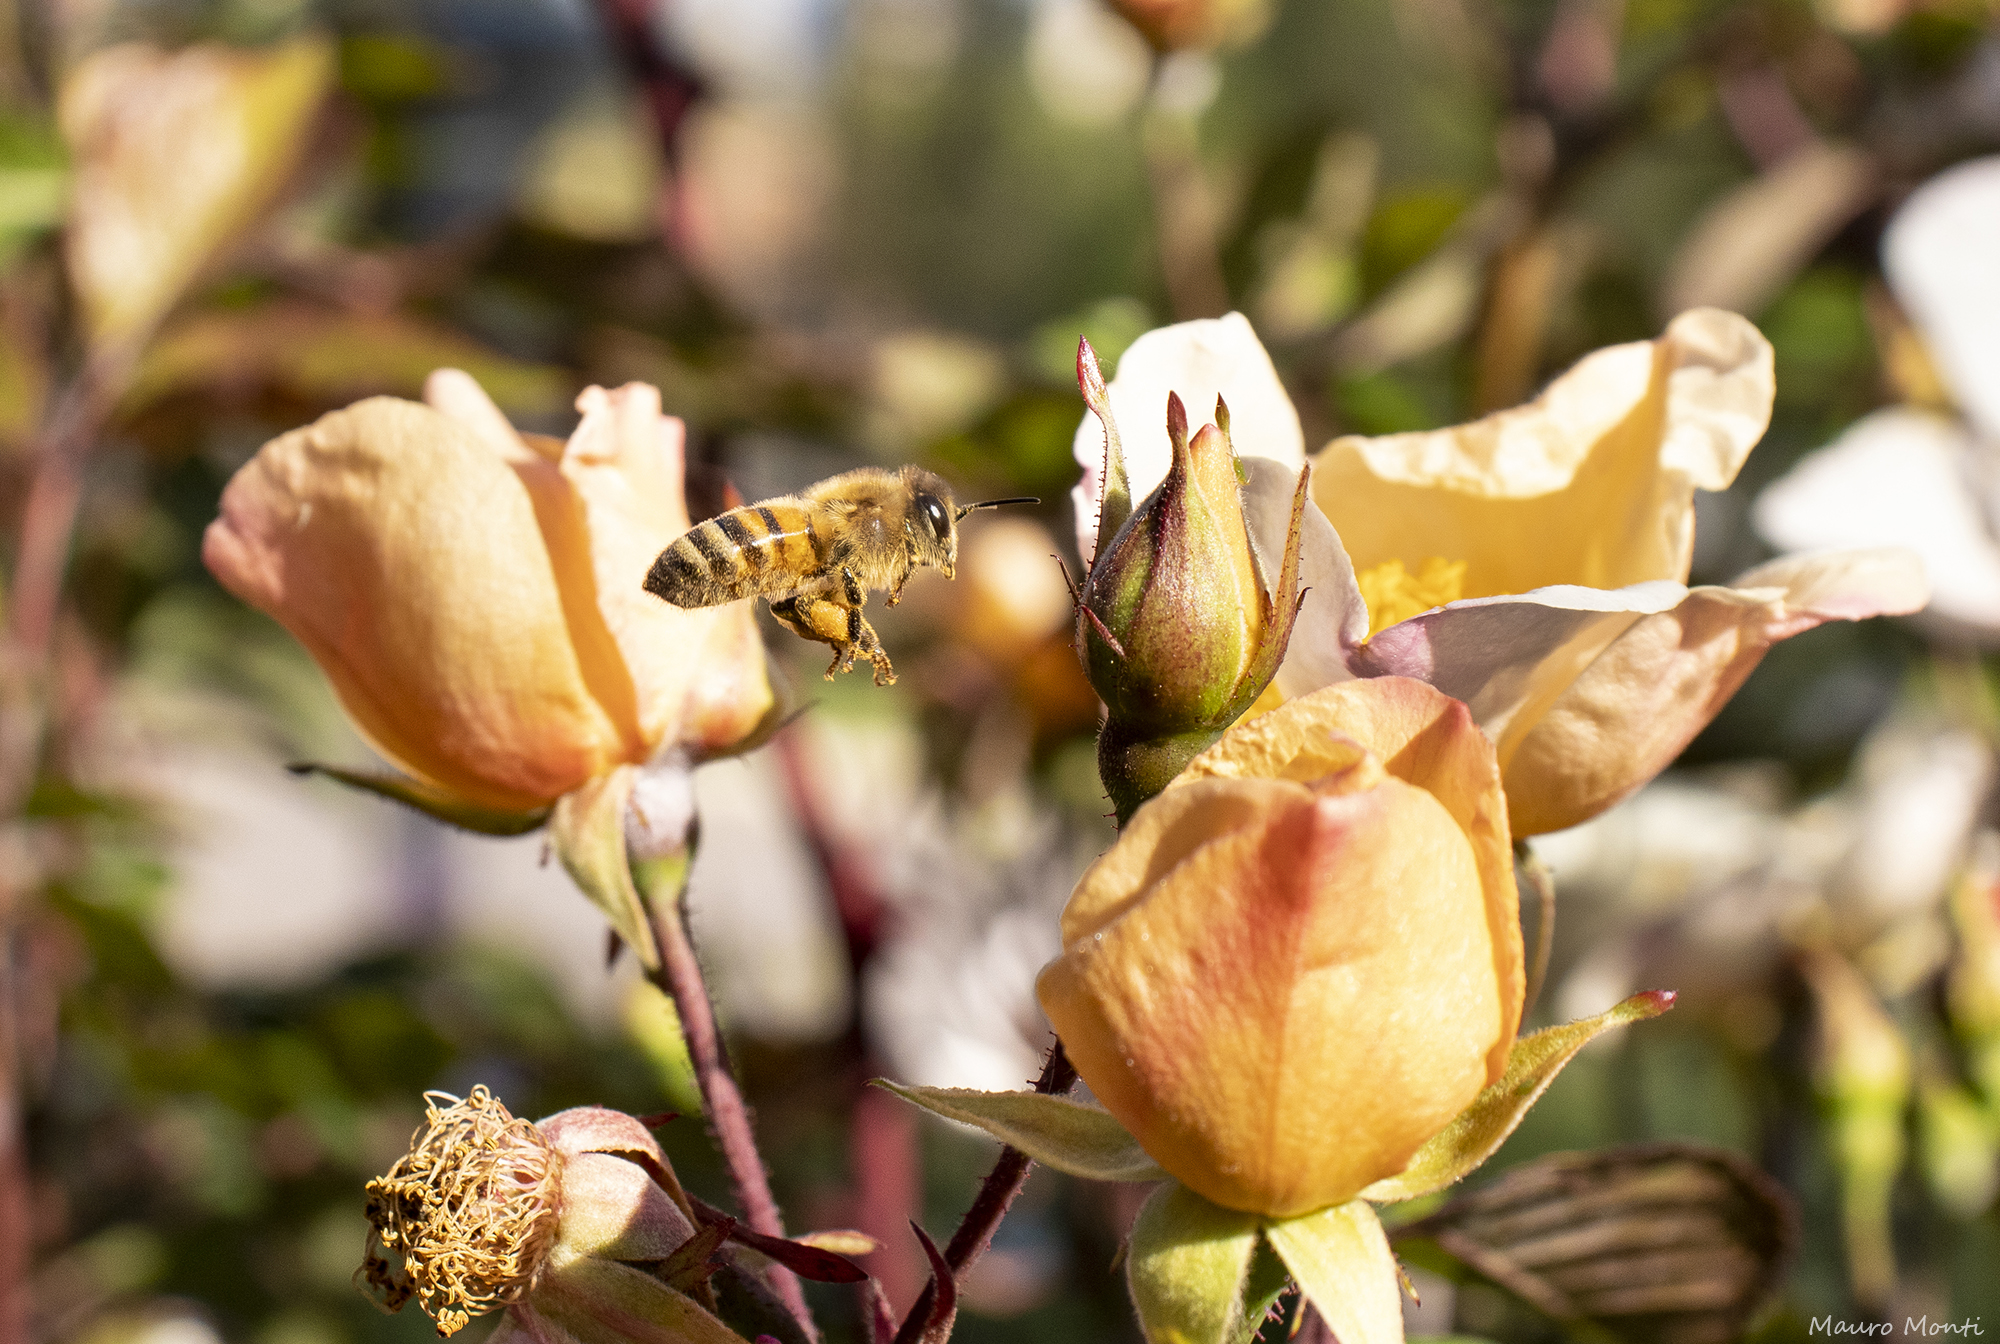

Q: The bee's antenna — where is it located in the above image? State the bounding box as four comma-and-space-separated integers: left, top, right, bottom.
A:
955, 496, 1039, 520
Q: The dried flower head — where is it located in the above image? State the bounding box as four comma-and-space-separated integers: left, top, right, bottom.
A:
361, 1087, 564, 1337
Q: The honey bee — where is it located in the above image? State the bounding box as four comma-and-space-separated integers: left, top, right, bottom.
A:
642, 465, 1035, 686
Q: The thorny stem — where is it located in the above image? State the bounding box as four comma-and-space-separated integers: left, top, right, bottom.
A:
639, 874, 816, 1341
1516, 839, 1556, 1019
894, 1041, 1078, 1341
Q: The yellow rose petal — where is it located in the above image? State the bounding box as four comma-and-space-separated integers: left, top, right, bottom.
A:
1311, 308, 1773, 597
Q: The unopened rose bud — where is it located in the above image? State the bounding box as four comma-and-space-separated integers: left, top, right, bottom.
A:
1077, 342, 1307, 822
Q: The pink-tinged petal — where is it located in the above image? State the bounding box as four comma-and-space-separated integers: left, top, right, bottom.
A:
538, 1106, 697, 1224
538, 1107, 671, 1162
1038, 772, 1504, 1215
1754, 408, 1991, 632
1311, 309, 1772, 597
1238, 460, 1367, 696
1351, 581, 1688, 754
560, 385, 774, 757
1503, 548, 1929, 836
1181, 677, 1523, 1076
1884, 155, 2000, 443
201, 397, 633, 810
553, 1152, 697, 1261
1071, 312, 1304, 560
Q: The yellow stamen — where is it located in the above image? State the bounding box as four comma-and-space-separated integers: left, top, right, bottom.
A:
360, 1086, 563, 1337
1355, 556, 1466, 638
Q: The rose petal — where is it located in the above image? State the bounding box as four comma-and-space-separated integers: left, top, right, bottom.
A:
538, 1107, 672, 1161
1503, 548, 1929, 835
201, 397, 633, 809
1180, 676, 1522, 1073
1310, 309, 1773, 597
1039, 771, 1505, 1214
1753, 407, 1996, 632
1351, 580, 1689, 755
561, 384, 774, 756
554, 1151, 698, 1261
1883, 155, 2000, 443
1071, 312, 1305, 560
1239, 458, 1367, 695
426, 367, 538, 464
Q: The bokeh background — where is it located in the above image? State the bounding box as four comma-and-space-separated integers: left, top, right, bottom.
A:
2, 0, 1999, 1340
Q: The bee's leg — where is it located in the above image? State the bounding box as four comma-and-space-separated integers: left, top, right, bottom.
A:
839, 566, 898, 684
886, 552, 915, 606
854, 612, 896, 686
772, 595, 863, 679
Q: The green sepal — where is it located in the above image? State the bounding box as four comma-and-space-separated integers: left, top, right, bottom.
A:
1265, 1201, 1403, 1344
1236, 1240, 1294, 1344
1362, 990, 1677, 1204
287, 762, 550, 835
1127, 1181, 1260, 1344
532, 1252, 753, 1344
1080, 336, 1132, 547
551, 766, 661, 971
873, 1081, 1168, 1182
1216, 461, 1310, 724
710, 1261, 810, 1344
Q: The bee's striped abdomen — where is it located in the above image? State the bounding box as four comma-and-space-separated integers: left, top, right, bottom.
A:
643, 500, 825, 608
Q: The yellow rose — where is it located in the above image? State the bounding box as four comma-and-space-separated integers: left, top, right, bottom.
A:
1073, 311, 1929, 836
1036, 676, 1523, 1216
202, 371, 773, 815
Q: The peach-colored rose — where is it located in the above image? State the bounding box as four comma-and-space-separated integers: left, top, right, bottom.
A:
203, 371, 772, 814
1036, 677, 1522, 1216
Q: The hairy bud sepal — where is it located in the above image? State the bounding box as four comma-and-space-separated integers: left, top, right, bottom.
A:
1077, 363, 1309, 824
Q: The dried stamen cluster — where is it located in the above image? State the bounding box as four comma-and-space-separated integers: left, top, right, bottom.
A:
361, 1087, 565, 1337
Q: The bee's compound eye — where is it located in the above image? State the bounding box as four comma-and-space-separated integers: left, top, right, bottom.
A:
920, 496, 950, 538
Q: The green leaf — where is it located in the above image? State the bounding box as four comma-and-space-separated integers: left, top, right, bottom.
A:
287, 762, 550, 835
1362, 991, 1677, 1204
1265, 1200, 1404, 1344
872, 1081, 1168, 1182
1126, 1181, 1261, 1344
551, 766, 661, 971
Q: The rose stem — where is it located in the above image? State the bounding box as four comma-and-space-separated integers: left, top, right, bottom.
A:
641, 887, 816, 1340
895, 1041, 1078, 1339
1516, 840, 1557, 1018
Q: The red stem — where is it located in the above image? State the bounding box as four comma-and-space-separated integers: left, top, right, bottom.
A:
895, 1042, 1077, 1339
642, 893, 816, 1340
